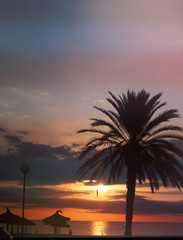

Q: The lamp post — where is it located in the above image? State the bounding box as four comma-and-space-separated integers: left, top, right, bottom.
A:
20, 164, 30, 236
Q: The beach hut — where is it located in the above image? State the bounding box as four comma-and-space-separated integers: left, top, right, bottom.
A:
42, 210, 70, 234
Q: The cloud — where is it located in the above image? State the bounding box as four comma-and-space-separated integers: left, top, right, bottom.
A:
2, 130, 183, 187
82, 180, 98, 186
40, 91, 50, 96
16, 142, 54, 158
94, 99, 107, 104
0, 152, 81, 186
108, 194, 125, 200
52, 145, 77, 159
4, 135, 22, 145
16, 130, 29, 135
71, 143, 82, 148
0, 131, 81, 186
3, 132, 78, 159
94, 195, 183, 215
0, 128, 6, 133
134, 195, 183, 215
15, 142, 79, 160
1, 184, 183, 217
0, 99, 12, 108
0, 130, 82, 186
0, 185, 123, 212
0, 186, 89, 208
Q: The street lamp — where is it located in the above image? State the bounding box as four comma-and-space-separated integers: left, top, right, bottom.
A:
20, 164, 30, 235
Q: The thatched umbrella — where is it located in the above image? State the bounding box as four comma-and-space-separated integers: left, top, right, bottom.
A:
0, 208, 36, 234
42, 210, 70, 234
0, 208, 22, 234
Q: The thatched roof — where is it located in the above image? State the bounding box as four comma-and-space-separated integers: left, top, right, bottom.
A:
0, 208, 21, 225
0, 208, 35, 226
42, 210, 70, 228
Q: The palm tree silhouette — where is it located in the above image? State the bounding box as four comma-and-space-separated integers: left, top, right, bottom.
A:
76, 90, 183, 237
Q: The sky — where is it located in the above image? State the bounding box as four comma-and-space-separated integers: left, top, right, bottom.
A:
1, 0, 183, 223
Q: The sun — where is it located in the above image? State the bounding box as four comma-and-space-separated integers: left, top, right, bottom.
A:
96, 185, 109, 197
97, 185, 107, 192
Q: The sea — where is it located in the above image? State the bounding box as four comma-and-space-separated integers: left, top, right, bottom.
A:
14, 221, 183, 237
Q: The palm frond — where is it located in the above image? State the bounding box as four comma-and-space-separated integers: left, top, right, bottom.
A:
90, 118, 127, 141
148, 134, 183, 142
143, 109, 180, 136
76, 148, 108, 178
147, 125, 182, 139
76, 90, 183, 195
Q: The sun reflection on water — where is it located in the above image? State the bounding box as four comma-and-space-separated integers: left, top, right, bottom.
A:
91, 221, 107, 236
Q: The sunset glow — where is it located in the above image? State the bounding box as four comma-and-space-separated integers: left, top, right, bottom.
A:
1, 179, 183, 222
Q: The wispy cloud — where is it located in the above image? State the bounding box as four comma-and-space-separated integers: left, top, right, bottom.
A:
94, 99, 107, 104
94, 99, 109, 107
16, 130, 29, 135
0, 99, 13, 108
40, 91, 51, 96
0, 128, 6, 133
17, 114, 31, 119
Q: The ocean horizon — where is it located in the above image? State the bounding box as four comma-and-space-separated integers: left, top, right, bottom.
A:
5, 221, 183, 237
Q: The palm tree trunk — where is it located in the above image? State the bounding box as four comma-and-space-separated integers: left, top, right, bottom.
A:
124, 167, 136, 237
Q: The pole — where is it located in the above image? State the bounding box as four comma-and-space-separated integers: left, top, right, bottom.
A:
21, 173, 26, 236
20, 164, 30, 238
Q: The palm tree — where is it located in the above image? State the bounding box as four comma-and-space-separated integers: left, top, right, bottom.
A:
76, 90, 183, 237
